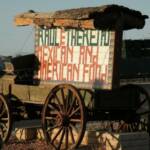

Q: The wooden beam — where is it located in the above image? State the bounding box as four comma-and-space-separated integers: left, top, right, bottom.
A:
14, 4, 148, 29
15, 18, 33, 26
16, 17, 95, 29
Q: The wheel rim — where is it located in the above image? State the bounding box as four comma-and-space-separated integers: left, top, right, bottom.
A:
42, 84, 86, 150
121, 85, 150, 134
0, 95, 12, 142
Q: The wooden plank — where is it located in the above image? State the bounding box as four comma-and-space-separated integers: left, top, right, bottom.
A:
11, 84, 53, 104
14, 5, 148, 29
15, 17, 95, 29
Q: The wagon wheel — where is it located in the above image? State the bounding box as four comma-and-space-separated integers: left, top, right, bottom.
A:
42, 84, 86, 150
120, 84, 150, 134
0, 95, 12, 143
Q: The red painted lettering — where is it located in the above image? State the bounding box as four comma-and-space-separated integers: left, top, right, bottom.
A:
61, 46, 67, 64
67, 64, 72, 81
83, 64, 89, 82
68, 46, 73, 62
73, 64, 79, 81
53, 64, 58, 80
79, 46, 85, 64
86, 46, 92, 63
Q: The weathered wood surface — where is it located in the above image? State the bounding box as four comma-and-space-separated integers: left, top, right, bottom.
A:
15, 4, 148, 30
0, 75, 51, 104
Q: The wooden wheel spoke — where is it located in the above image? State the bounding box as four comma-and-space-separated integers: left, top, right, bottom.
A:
57, 127, 65, 150
47, 125, 60, 132
51, 127, 63, 144
46, 110, 59, 117
70, 123, 78, 135
0, 117, 9, 122
70, 118, 81, 123
66, 89, 72, 113
137, 98, 147, 109
54, 94, 63, 112
47, 103, 57, 111
0, 105, 6, 118
69, 106, 80, 118
45, 116, 56, 120
65, 127, 69, 150
47, 104, 61, 116
60, 88, 66, 112
67, 97, 76, 115
0, 128, 4, 137
0, 122, 7, 131
79, 89, 93, 108
69, 126, 75, 144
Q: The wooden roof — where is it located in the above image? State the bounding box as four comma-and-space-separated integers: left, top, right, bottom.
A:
15, 4, 148, 30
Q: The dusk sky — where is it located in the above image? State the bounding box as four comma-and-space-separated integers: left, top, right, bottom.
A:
0, 0, 150, 56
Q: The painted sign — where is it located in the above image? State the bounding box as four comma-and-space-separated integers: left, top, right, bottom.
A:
35, 27, 115, 89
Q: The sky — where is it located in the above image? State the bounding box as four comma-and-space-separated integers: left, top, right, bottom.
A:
0, 0, 150, 56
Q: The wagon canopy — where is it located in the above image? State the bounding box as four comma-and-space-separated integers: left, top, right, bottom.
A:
14, 4, 148, 30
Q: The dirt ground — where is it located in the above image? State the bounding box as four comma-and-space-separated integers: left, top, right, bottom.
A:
2, 135, 51, 150
1, 135, 93, 150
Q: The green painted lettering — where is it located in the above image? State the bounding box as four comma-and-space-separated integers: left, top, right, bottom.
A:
71, 29, 77, 46
83, 30, 89, 46
100, 31, 110, 46
90, 30, 99, 46
38, 28, 44, 46
77, 30, 83, 46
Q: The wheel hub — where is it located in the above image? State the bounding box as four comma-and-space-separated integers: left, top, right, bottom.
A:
62, 115, 70, 127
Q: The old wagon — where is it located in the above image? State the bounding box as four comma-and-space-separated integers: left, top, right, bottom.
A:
0, 4, 149, 150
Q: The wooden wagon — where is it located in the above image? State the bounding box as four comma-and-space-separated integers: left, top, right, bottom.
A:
0, 4, 149, 150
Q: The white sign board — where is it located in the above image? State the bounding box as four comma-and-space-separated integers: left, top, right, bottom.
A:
35, 27, 115, 89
